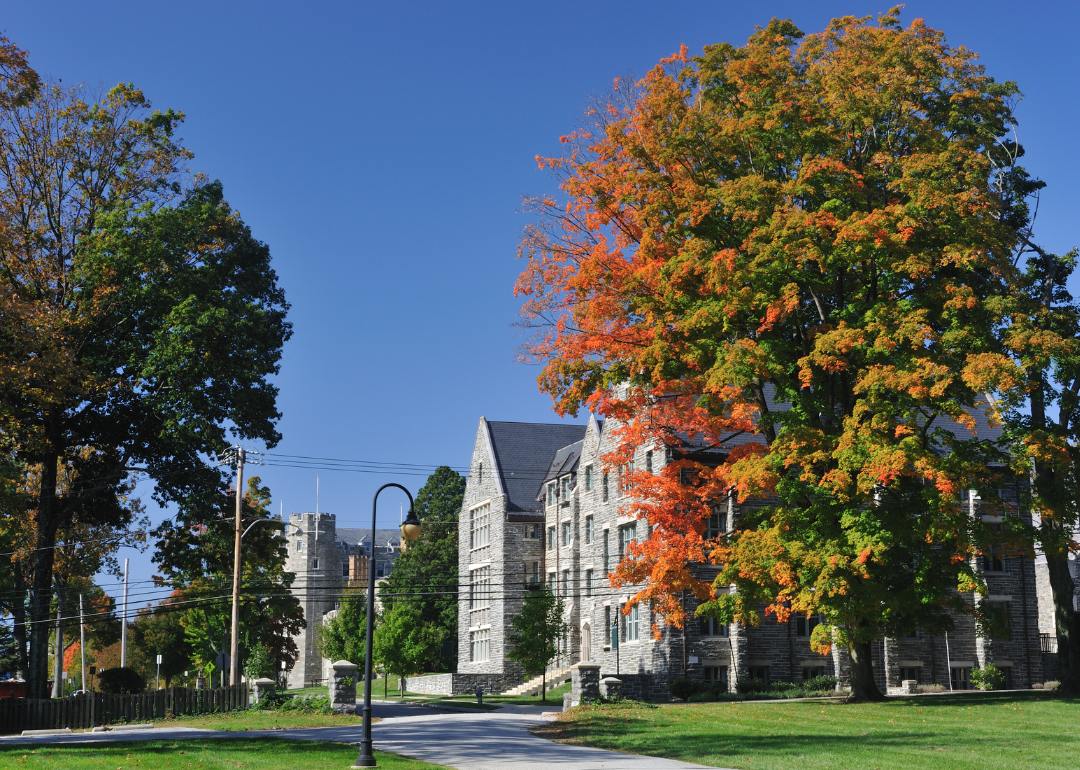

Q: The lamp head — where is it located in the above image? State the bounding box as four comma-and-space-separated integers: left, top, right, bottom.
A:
400, 506, 422, 542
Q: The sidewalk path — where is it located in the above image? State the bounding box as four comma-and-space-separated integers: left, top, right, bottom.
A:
0, 701, 720, 770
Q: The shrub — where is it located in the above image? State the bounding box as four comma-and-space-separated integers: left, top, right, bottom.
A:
97, 667, 146, 694
803, 675, 837, 692
687, 691, 718, 703
268, 694, 334, 714
736, 677, 768, 694
970, 664, 1005, 691
916, 683, 947, 694
668, 678, 696, 701
771, 680, 798, 692
1043, 680, 1060, 691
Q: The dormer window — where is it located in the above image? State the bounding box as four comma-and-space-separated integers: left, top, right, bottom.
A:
547, 482, 557, 505
561, 476, 570, 499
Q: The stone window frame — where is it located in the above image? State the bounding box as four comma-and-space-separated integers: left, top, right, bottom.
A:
618, 522, 637, 562
585, 569, 594, 597
469, 628, 490, 663
795, 613, 823, 638
701, 616, 728, 637
584, 515, 594, 544
620, 602, 640, 643
470, 565, 492, 609
561, 520, 572, 547
584, 465, 593, 491
547, 526, 557, 551
296, 540, 303, 552
602, 471, 609, 502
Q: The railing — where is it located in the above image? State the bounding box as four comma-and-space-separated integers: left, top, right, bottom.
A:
1041, 633, 1058, 654
0, 683, 249, 735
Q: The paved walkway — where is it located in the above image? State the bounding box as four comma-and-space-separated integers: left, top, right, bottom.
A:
0, 701, 720, 770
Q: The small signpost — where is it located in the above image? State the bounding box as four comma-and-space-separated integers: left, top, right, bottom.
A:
156, 654, 163, 690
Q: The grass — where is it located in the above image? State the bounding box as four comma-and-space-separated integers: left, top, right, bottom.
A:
0, 738, 452, 769
540, 691, 1080, 770
164, 709, 364, 731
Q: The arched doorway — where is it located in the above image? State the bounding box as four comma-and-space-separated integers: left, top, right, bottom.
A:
581, 622, 592, 662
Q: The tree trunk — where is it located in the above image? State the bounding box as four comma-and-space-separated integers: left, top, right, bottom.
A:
542, 670, 546, 703
52, 585, 65, 698
848, 640, 885, 701
11, 563, 28, 676
28, 450, 60, 700
1044, 543, 1080, 694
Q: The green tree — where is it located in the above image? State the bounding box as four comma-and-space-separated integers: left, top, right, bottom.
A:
129, 594, 191, 688
372, 603, 441, 696
0, 58, 291, 695
154, 476, 303, 681
507, 585, 567, 703
316, 586, 368, 666
244, 641, 276, 680
380, 466, 463, 671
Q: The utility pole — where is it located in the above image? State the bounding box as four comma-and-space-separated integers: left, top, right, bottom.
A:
120, 558, 129, 667
230, 446, 245, 687
79, 595, 86, 692
52, 587, 64, 698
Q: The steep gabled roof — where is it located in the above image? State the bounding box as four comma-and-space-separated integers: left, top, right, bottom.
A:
337, 528, 402, 551
537, 440, 585, 497
486, 421, 587, 513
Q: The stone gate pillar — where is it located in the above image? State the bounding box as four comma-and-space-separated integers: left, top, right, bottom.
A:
329, 660, 358, 713
569, 663, 600, 707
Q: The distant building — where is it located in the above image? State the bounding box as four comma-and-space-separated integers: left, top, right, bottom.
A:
283, 512, 402, 688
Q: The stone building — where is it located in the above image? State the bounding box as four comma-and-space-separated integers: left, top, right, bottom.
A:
458, 406, 1048, 697
283, 511, 402, 688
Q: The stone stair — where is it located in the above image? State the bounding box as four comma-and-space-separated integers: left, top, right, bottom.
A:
502, 666, 573, 697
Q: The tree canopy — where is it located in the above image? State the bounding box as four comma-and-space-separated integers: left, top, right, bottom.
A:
516, 9, 1041, 698
0, 47, 290, 694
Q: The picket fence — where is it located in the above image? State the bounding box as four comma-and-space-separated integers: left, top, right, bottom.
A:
0, 683, 250, 734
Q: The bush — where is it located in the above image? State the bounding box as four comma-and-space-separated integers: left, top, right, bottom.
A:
803, 675, 837, 692
687, 691, 717, 703
1042, 680, 1059, 691
916, 683, 947, 694
770, 680, 798, 692
736, 677, 768, 694
263, 694, 334, 714
970, 664, 1005, 691
97, 667, 146, 694
668, 678, 696, 701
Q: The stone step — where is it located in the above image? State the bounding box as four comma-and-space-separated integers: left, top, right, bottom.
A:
502, 667, 573, 696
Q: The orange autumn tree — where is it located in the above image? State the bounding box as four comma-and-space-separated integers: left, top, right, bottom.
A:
516, 10, 1035, 699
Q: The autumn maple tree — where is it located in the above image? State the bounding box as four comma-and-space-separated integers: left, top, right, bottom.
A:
517, 10, 1038, 699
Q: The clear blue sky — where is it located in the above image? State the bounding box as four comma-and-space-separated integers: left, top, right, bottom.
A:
2, 1, 1077, 595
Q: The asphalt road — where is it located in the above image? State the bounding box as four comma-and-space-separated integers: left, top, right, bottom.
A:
0, 700, 720, 770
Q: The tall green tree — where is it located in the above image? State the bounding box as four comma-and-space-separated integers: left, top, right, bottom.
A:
0, 52, 290, 695
381, 466, 463, 671
507, 585, 567, 703
316, 586, 368, 666
372, 602, 441, 696
153, 476, 303, 681
129, 593, 191, 688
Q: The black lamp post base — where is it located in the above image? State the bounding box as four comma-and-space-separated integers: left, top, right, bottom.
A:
351, 740, 377, 767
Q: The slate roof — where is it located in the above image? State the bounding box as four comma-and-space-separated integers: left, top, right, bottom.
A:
538, 439, 585, 496
486, 421, 587, 513
336, 528, 402, 553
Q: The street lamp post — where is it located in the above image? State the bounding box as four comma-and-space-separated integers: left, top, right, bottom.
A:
352, 483, 421, 769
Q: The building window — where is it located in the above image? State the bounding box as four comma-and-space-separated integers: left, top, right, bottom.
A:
803, 666, 828, 680
561, 476, 571, 499
470, 503, 490, 549
561, 521, 572, 547
705, 510, 727, 539
704, 666, 728, 688
548, 571, 556, 589
585, 569, 594, 597
621, 604, 639, 642
548, 526, 556, 550
375, 561, 385, 578
604, 606, 612, 648
951, 667, 971, 690
561, 569, 570, 597
342, 563, 350, 578
645, 450, 653, 474
527, 561, 539, 586
602, 472, 609, 502
983, 525, 1005, 572
470, 629, 490, 662
619, 462, 635, 496
702, 616, 728, 637
603, 530, 610, 574
312, 558, 319, 570
548, 482, 557, 506
899, 666, 921, 683
796, 614, 822, 638
470, 566, 491, 608
296, 540, 303, 552
748, 666, 770, 685
988, 600, 1012, 640
585, 465, 593, 491
584, 516, 594, 544
618, 522, 637, 561
478, 463, 483, 483
524, 524, 540, 539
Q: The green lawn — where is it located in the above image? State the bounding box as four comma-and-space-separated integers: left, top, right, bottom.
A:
541, 691, 1080, 770
0, 738, 451, 769
165, 709, 364, 731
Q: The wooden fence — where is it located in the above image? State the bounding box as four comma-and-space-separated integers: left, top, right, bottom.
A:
0, 683, 250, 734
